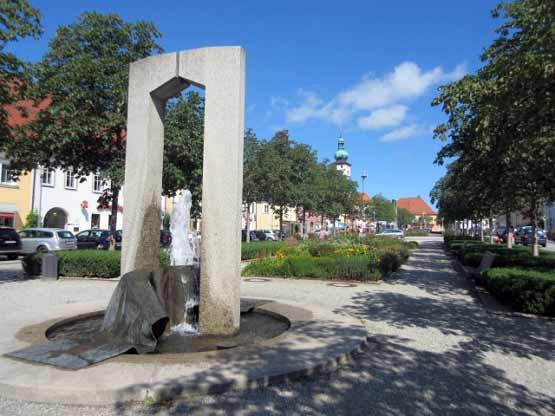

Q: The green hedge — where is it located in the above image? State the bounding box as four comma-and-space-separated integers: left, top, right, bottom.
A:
483, 268, 555, 315
242, 254, 382, 281
405, 230, 429, 237
241, 241, 284, 260
23, 249, 170, 279
458, 243, 555, 271
444, 234, 476, 243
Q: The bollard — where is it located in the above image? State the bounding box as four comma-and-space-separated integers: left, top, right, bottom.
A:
41, 252, 58, 280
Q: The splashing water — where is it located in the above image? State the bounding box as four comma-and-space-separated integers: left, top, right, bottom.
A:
169, 190, 200, 334
170, 190, 195, 267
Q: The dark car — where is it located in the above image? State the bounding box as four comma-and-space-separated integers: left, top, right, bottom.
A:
517, 226, 547, 247
114, 229, 173, 249
254, 230, 268, 241
0, 227, 21, 260
494, 226, 508, 242
160, 230, 172, 248
76, 229, 113, 249
242, 230, 258, 242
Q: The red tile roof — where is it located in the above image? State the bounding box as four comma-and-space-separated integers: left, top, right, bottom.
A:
5, 98, 50, 126
397, 196, 436, 216
357, 192, 370, 203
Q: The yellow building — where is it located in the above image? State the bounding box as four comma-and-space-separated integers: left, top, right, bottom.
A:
0, 156, 34, 230
254, 202, 298, 234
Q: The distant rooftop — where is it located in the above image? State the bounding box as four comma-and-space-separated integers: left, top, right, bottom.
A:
397, 196, 436, 216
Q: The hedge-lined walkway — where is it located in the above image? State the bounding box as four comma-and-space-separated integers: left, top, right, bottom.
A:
1, 240, 555, 415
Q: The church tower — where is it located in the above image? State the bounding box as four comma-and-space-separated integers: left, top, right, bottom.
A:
334, 135, 351, 177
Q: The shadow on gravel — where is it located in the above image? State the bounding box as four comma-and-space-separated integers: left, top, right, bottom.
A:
111, 240, 555, 416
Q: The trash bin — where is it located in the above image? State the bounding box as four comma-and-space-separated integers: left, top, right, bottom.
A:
41, 252, 58, 280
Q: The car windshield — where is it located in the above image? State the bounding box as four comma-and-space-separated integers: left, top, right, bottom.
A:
57, 231, 74, 239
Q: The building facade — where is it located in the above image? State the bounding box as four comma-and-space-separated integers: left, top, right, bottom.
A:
33, 168, 123, 232
0, 154, 33, 229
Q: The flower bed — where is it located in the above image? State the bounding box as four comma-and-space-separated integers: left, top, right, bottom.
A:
242, 238, 416, 281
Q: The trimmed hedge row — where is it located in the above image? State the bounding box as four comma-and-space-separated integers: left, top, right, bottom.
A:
451, 240, 555, 271
241, 241, 285, 260
483, 268, 555, 315
23, 250, 170, 279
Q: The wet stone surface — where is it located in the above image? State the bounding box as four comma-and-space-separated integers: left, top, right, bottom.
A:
46, 310, 290, 355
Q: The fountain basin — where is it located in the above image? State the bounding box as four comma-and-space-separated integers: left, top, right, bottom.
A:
46, 301, 290, 354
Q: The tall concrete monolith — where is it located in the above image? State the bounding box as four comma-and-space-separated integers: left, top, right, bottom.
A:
121, 47, 245, 335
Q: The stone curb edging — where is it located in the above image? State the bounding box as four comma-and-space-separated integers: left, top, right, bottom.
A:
449, 253, 555, 322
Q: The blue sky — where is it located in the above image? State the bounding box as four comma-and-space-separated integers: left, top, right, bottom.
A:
9, 0, 501, 206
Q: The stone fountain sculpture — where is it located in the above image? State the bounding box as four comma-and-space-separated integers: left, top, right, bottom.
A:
6, 47, 245, 369
122, 46, 245, 336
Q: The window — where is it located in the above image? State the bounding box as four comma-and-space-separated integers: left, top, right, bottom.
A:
92, 174, 104, 193
41, 168, 55, 187
0, 162, 17, 186
264, 205, 269, 214
65, 171, 76, 189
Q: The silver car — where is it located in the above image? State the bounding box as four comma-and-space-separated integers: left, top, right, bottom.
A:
19, 228, 78, 254
376, 229, 405, 240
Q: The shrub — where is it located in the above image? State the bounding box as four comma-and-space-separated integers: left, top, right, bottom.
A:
379, 251, 403, 275
241, 241, 284, 260
483, 268, 555, 315
23, 250, 170, 279
405, 230, 429, 237
242, 254, 382, 281
444, 234, 476, 243
307, 242, 337, 257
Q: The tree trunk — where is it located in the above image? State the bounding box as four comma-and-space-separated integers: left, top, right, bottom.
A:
479, 219, 484, 242
506, 210, 513, 249
531, 199, 539, 257
279, 206, 284, 238
489, 211, 495, 245
245, 203, 251, 243
302, 210, 307, 239
109, 187, 119, 251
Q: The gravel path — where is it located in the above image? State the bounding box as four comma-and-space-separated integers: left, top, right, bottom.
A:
1, 240, 555, 415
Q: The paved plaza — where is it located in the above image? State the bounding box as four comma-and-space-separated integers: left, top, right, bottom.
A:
0, 238, 554, 415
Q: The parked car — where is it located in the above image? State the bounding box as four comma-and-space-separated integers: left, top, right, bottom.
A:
19, 228, 77, 254
0, 227, 22, 260
254, 230, 268, 241
273, 230, 286, 240
259, 230, 278, 241
76, 229, 112, 249
494, 226, 508, 243
241, 230, 258, 242
160, 230, 172, 248
114, 229, 174, 250
376, 229, 404, 239
516, 226, 547, 247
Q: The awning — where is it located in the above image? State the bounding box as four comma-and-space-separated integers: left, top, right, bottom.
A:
0, 212, 15, 219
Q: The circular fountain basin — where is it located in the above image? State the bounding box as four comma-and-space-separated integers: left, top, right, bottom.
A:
46, 308, 290, 354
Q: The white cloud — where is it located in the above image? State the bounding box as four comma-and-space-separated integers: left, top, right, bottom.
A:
378, 124, 432, 143
283, 61, 466, 127
357, 105, 408, 130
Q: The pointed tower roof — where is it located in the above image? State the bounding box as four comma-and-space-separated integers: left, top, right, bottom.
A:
334, 134, 349, 162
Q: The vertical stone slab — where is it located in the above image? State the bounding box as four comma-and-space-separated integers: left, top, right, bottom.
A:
179, 47, 245, 335
122, 47, 245, 336
122, 52, 181, 274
